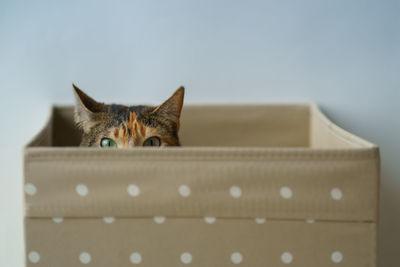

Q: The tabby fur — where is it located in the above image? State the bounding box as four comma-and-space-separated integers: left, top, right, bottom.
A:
73, 84, 184, 147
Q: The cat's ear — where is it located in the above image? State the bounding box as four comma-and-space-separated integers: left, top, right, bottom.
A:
72, 84, 105, 133
152, 86, 185, 127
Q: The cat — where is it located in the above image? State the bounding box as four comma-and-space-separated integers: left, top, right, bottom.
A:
73, 84, 184, 147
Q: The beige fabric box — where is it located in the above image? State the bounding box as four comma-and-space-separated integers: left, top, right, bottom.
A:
23, 104, 380, 267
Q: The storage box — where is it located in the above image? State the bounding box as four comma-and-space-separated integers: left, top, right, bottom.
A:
24, 104, 379, 266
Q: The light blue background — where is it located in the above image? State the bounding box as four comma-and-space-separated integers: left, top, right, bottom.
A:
0, 1, 399, 266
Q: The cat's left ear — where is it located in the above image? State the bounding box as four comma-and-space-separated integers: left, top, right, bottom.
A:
72, 84, 105, 133
152, 86, 185, 127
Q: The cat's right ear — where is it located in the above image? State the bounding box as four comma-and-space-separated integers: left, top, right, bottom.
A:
72, 84, 104, 133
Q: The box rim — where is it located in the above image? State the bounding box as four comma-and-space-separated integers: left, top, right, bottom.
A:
25, 103, 378, 150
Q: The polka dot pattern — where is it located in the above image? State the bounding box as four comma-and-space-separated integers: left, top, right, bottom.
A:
230, 186, 242, 198
76, 184, 88, 196
204, 216, 216, 224
231, 252, 243, 264
331, 188, 343, 200
28, 251, 40, 263
25, 183, 37, 196
180, 252, 192, 264
280, 186, 293, 199
103, 216, 115, 224
255, 218, 266, 224
281, 252, 293, 264
178, 185, 191, 197
24, 164, 360, 266
52, 217, 64, 223
127, 184, 140, 197
153, 216, 166, 224
79, 252, 91, 264
26, 248, 351, 265
130, 252, 142, 264
331, 251, 343, 263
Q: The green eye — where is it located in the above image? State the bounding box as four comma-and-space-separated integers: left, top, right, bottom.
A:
143, 136, 161, 147
100, 138, 117, 148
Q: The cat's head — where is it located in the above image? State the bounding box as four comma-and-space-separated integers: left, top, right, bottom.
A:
73, 84, 184, 148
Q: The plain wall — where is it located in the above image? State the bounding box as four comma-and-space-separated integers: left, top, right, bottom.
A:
0, 1, 399, 266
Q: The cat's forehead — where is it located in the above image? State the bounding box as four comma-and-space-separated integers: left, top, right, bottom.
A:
107, 104, 153, 124
111, 112, 158, 144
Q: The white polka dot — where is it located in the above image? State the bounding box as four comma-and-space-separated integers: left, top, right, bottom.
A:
127, 184, 140, 197
28, 251, 40, 263
230, 186, 242, 198
204, 216, 216, 224
103, 216, 115, 224
280, 186, 293, 199
153, 216, 166, 224
331, 251, 343, 263
231, 252, 243, 264
331, 188, 343, 200
306, 219, 315, 224
52, 217, 64, 223
76, 184, 88, 196
281, 252, 293, 264
79, 252, 91, 264
25, 183, 37, 196
255, 218, 267, 224
180, 252, 192, 264
130, 252, 142, 264
178, 185, 191, 197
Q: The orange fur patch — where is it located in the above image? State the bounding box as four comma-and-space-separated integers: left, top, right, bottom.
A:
107, 112, 160, 147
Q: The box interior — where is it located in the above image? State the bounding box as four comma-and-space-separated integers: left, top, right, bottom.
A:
28, 104, 373, 149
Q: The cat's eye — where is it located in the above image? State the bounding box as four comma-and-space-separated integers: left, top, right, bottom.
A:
143, 136, 161, 147
100, 138, 117, 148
